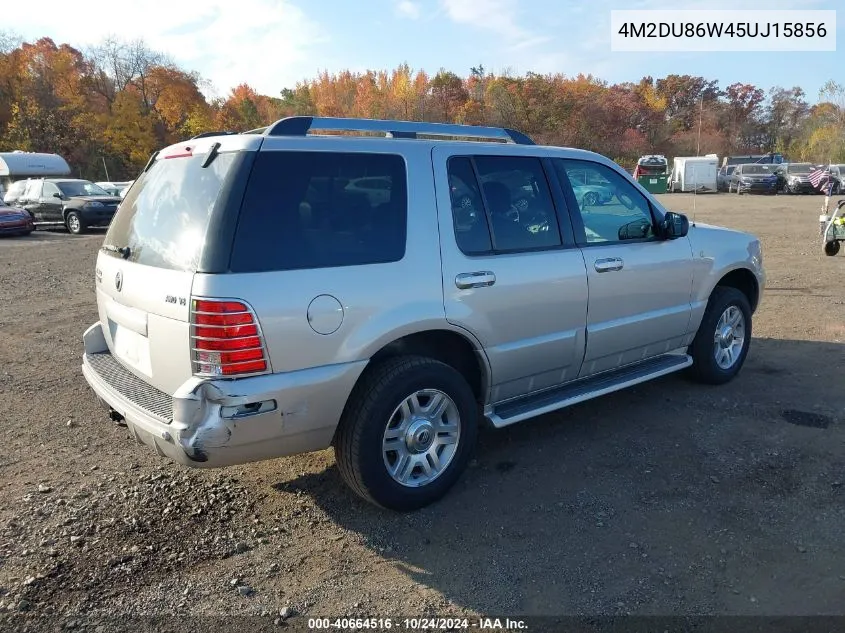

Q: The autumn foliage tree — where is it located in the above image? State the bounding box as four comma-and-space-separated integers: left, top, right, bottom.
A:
0, 33, 841, 179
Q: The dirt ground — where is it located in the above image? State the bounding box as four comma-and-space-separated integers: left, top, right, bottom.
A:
1, 191, 844, 631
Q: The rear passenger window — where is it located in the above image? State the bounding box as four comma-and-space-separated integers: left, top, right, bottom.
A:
231, 152, 407, 272
447, 155, 562, 254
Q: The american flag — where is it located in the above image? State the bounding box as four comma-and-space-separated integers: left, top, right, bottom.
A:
809, 165, 832, 189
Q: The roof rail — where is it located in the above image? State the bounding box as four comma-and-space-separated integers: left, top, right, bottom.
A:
190, 131, 237, 139
263, 116, 535, 145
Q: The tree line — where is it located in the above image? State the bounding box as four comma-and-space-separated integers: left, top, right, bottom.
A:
1, 34, 843, 181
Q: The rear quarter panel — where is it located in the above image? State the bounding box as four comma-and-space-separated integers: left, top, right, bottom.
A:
191, 139, 458, 375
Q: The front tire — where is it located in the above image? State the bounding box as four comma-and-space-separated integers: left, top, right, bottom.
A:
687, 286, 752, 385
824, 241, 841, 256
66, 211, 86, 235
334, 356, 478, 511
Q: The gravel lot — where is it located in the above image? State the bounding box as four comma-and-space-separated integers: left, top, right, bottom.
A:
1, 192, 844, 630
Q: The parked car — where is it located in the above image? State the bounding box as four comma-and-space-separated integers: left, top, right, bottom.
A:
716, 165, 736, 192
96, 181, 134, 197
827, 165, 845, 194
775, 163, 817, 194
344, 176, 392, 206
80, 117, 765, 511
19, 178, 122, 234
0, 199, 34, 236
728, 163, 778, 194
566, 168, 615, 206
119, 180, 135, 198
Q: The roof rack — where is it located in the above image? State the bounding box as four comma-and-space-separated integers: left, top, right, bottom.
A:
243, 126, 268, 135
262, 116, 535, 145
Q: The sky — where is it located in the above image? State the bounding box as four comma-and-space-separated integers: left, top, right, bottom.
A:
5, 0, 843, 102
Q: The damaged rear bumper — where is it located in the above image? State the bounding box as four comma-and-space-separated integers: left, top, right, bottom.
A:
80, 321, 366, 468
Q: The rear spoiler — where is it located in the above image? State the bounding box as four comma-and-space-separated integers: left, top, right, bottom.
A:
189, 131, 238, 139
190, 128, 267, 139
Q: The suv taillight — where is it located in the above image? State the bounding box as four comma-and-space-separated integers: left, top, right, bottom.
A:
190, 298, 269, 376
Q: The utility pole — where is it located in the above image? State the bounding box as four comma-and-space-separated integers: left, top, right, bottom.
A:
696, 95, 704, 157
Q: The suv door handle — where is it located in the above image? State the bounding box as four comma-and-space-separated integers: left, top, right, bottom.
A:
594, 257, 623, 273
455, 271, 496, 289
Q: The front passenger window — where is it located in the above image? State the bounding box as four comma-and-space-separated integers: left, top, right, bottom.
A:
554, 159, 656, 244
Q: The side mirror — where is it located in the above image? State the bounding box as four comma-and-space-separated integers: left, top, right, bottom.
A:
618, 217, 652, 240
53, 192, 63, 199
661, 211, 689, 239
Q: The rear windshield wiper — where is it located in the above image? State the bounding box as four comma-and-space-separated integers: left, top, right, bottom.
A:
101, 244, 131, 259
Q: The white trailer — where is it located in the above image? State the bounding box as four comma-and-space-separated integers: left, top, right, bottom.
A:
669, 155, 718, 193
0, 151, 71, 198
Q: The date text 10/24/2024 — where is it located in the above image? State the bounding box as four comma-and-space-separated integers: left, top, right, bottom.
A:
307, 618, 529, 630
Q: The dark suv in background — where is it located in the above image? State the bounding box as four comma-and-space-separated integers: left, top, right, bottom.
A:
18, 178, 122, 234
728, 163, 778, 194
775, 163, 817, 194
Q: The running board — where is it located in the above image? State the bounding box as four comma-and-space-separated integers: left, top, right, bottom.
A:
487, 353, 692, 428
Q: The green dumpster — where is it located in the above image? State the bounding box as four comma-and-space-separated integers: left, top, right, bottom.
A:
637, 173, 668, 194
634, 155, 669, 193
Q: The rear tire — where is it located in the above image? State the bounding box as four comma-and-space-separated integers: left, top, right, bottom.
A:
334, 356, 478, 511
66, 211, 86, 235
687, 286, 752, 385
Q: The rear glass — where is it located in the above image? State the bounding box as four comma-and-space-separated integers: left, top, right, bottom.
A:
230, 151, 407, 272
103, 152, 237, 271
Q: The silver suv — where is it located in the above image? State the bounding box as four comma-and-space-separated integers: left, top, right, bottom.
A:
81, 117, 765, 511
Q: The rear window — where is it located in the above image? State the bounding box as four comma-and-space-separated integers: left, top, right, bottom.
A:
103, 152, 238, 271
230, 151, 407, 272
5, 181, 26, 198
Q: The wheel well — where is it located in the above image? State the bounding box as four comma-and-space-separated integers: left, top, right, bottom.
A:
717, 268, 759, 312
368, 330, 487, 402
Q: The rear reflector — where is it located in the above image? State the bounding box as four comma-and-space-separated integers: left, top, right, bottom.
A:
190, 298, 269, 377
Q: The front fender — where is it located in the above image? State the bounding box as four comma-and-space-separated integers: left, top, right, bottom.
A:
686, 224, 765, 326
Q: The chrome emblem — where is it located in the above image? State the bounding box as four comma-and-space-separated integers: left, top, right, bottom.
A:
115, 271, 123, 292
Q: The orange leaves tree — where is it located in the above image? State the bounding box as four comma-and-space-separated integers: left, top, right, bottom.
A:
0, 33, 840, 178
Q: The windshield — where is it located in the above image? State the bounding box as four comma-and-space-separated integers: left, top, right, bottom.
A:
743, 165, 772, 174
57, 181, 110, 197
787, 164, 812, 174
103, 151, 237, 271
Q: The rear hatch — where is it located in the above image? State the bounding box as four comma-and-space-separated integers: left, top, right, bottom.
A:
94, 135, 260, 395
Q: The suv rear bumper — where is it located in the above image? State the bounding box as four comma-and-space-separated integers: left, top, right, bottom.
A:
81, 322, 365, 468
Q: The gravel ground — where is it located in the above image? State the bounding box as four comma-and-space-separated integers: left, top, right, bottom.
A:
0, 192, 844, 631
